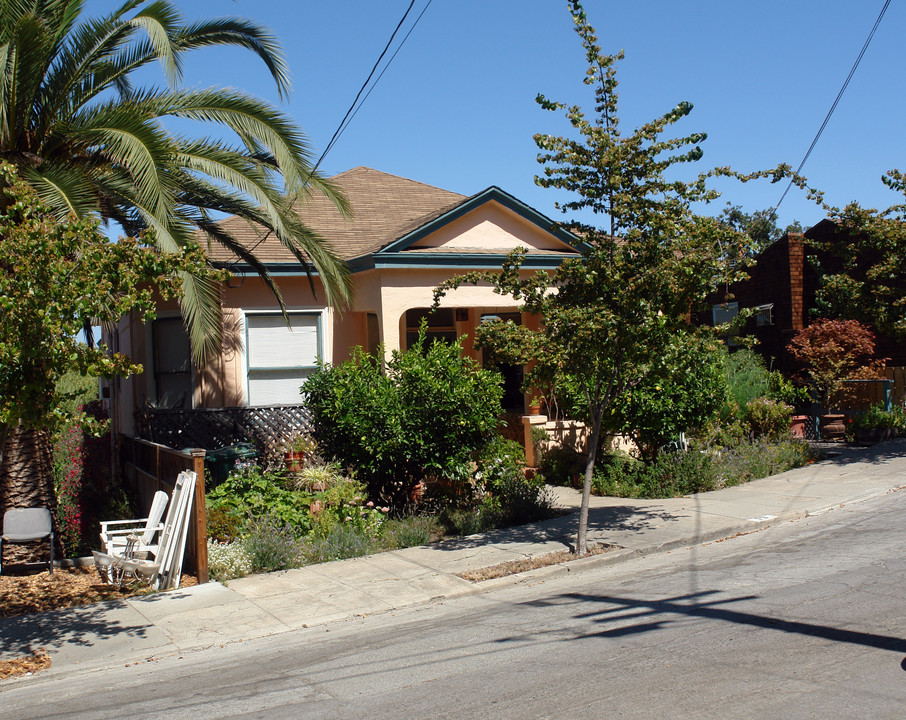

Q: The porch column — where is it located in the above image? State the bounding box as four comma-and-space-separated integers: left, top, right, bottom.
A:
380, 311, 403, 363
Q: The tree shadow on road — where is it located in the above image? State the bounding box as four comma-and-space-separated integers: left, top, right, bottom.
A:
424, 503, 684, 552
525, 589, 906, 659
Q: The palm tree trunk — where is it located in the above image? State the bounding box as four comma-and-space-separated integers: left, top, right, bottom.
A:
0, 423, 57, 566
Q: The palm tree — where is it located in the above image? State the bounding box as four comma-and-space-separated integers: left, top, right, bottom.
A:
0, 0, 352, 563
0, 0, 351, 362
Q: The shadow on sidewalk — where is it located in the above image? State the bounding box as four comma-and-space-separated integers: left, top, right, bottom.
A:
0, 601, 152, 659
812, 437, 906, 466
426, 503, 686, 552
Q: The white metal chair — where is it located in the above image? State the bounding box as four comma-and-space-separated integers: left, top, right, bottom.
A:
99, 490, 168, 559
93, 471, 196, 591
0, 508, 54, 576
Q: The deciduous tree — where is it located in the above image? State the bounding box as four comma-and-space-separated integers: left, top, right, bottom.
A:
435, 1, 751, 553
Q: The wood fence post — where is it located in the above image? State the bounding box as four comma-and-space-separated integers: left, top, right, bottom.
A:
191, 448, 209, 584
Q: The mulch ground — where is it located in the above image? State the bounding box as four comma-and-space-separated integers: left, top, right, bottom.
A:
0, 566, 197, 681
0, 566, 198, 619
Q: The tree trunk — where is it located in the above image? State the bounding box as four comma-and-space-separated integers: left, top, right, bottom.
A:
576, 411, 603, 556
0, 423, 57, 566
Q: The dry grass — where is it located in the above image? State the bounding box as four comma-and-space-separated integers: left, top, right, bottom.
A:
457, 543, 616, 582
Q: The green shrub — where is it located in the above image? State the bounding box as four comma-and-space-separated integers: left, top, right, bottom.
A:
539, 445, 585, 487
242, 515, 303, 573
720, 348, 772, 419
712, 438, 811, 486
744, 397, 793, 440
309, 476, 386, 540
206, 505, 243, 543
301, 525, 377, 564
439, 506, 488, 536
611, 332, 727, 460
592, 450, 717, 498
476, 435, 555, 527
303, 325, 503, 508
206, 465, 312, 537
852, 403, 906, 431
377, 514, 442, 549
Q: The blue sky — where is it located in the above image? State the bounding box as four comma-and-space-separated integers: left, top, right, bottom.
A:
87, 0, 904, 231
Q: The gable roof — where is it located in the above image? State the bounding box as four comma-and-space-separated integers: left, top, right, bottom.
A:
207, 166, 581, 270
207, 167, 466, 264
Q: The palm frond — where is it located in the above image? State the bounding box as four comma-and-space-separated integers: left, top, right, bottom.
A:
173, 17, 291, 99
22, 162, 98, 217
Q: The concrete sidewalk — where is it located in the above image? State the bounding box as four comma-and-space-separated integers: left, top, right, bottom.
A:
2, 439, 904, 677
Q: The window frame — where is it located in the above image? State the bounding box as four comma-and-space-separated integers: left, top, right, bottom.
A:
243, 310, 324, 406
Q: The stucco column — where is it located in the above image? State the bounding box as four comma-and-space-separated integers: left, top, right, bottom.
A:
381, 310, 403, 363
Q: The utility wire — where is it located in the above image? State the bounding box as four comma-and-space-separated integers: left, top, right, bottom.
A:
244, 1, 431, 260
774, 0, 890, 211
312, 0, 431, 175
335, 0, 434, 151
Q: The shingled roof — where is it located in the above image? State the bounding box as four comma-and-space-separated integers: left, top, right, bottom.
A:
206, 166, 467, 264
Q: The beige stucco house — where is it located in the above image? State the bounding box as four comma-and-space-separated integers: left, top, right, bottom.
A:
109, 167, 582, 436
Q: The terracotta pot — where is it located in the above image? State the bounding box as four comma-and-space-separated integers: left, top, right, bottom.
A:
309, 500, 322, 516
789, 415, 808, 438
819, 414, 847, 440
528, 404, 541, 416
283, 451, 304, 473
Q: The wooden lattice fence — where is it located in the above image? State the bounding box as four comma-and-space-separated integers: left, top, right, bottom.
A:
144, 405, 312, 461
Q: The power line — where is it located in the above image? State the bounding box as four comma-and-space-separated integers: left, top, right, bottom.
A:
774, 0, 891, 212
336, 0, 434, 151
312, 0, 433, 175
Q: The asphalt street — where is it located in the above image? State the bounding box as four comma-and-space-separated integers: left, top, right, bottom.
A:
3, 483, 905, 719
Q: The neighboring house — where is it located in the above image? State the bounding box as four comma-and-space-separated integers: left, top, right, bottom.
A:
108, 167, 582, 436
704, 223, 906, 372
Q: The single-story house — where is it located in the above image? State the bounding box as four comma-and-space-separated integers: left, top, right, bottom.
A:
107, 167, 583, 437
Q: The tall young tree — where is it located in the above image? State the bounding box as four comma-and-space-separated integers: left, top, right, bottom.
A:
435, 1, 750, 553
0, 0, 351, 362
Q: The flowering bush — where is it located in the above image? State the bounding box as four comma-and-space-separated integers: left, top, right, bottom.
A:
744, 397, 793, 440
51, 398, 114, 556
207, 539, 253, 581
54, 424, 84, 555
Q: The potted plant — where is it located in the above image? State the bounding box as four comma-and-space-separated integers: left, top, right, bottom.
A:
283, 433, 317, 472
528, 395, 542, 416
851, 404, 906, 444
787, 319, 878, 440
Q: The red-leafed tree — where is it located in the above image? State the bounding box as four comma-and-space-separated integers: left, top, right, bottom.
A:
787, 319, 878, 411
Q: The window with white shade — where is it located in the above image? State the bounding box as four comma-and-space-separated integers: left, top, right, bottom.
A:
245, 312, 321, 406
